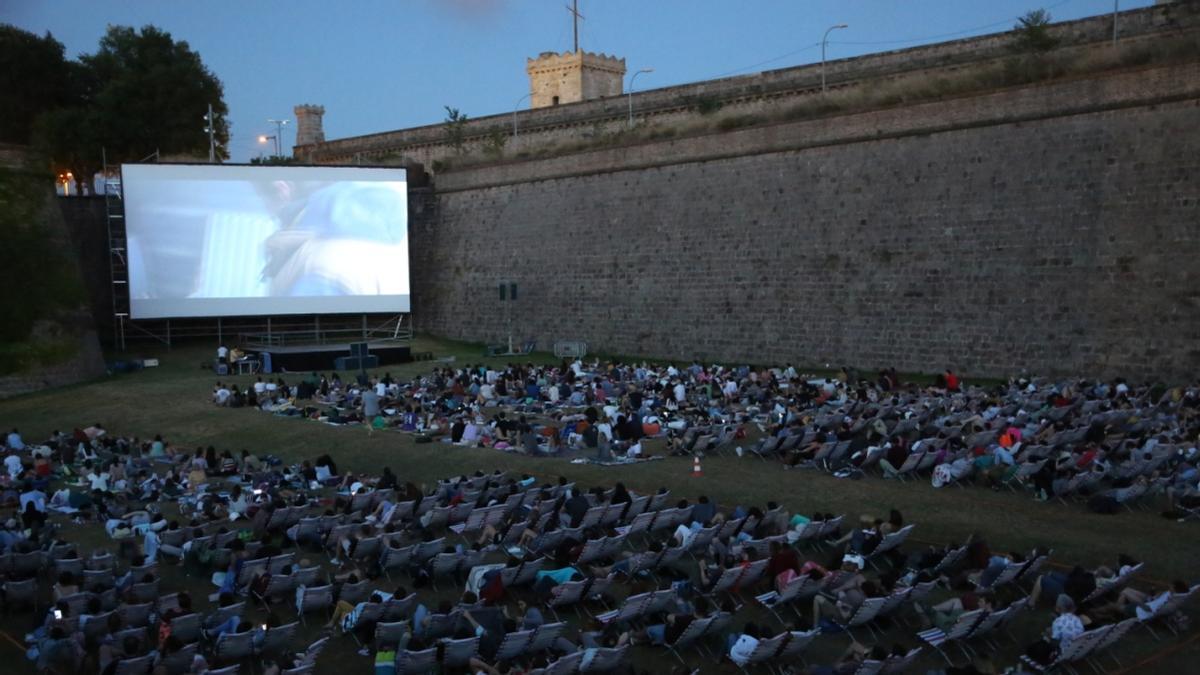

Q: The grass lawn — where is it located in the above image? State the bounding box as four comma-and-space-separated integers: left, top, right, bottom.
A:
0, 334, 1196, 674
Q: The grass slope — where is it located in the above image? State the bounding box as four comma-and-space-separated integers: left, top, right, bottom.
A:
0, 335, 1196, 673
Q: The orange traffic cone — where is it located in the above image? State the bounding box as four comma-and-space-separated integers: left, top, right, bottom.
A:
692, 456, 703, 477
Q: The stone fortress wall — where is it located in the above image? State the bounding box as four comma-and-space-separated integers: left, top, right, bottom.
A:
295, 4, 1195, 171
409, 59, 1199, 379
307, 4, 1200, 378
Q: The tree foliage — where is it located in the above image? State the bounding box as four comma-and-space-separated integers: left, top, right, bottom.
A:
0, 168, 85, 344
0, 23, 230, 177
1014, 9, 1060, 53
250, 155, 298, 165
0, 26, 83, 145
444, 106, 470, 156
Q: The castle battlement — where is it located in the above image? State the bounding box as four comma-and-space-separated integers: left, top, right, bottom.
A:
526, 50, 626, 108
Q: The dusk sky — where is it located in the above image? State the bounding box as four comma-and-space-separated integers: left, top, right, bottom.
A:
3, 0, 1153, 162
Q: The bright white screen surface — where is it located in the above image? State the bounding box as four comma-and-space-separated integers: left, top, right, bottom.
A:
122, 163, 409, 319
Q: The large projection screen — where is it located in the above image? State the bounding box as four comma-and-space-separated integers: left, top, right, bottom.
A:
122, 163, 409, 319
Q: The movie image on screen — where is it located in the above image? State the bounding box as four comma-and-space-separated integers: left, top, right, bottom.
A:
121, 163, 409, 319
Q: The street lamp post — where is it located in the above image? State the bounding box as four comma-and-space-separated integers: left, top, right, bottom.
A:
627, 68, 654, 128
512, 92, 533, 140
821, 24, 848, 93
203, 104, 217, 162
267, 118, 289, 157
1112, 0, 1119, 47
258, 135, 277, 158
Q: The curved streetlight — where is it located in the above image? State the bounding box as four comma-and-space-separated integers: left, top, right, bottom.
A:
512, 92, 533, 139
821, 24, 848, 92
258, 134, 276, 159
267, 118, 289, 156
627, 68, 654, 128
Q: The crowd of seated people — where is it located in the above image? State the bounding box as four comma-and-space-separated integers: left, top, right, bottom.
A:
2, 421, 1194, 674
208, 360, 1200, 516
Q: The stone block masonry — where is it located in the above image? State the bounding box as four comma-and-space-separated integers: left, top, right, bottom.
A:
410, 62, 1200, 380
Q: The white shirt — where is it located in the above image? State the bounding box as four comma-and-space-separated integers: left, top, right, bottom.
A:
215, 388, 231, 404
729, 634, 760, 666
673, 383, 687, 402
4, 454, 22, 478
375, 382, 387, 397
217, 346, 229, 359
1136, 591, 1172, 621
88, 471, 110, 491
6, 432, 24, 450
253, 381, 267, 394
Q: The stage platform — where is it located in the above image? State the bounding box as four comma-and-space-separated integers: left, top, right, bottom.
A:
248, 340, 412, 372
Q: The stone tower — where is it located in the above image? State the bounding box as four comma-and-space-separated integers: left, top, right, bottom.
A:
293, 104, 326, 148
525, 51, 626, 108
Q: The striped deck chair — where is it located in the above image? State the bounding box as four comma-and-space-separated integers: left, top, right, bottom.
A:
212, 629, 256, 664
975, 560, 1023, 593
294, 584, 334, 625
880, 647, 922, 674
500, 558, 545, 588
374, 619, 408, 646
751, 435, 783, 460
527, 621, 567, 655
1082, 563, 1144, 606
257, 621, 298, 658
665, 612, 724, 663
545, 578, 592, 619
848, 659, 885, 675
494, 628, 534, 662
738, 630, 810, 672
1003, 458, 1047, 492
892, 451, 926, 481
1087, 617, 1138, 669
837, 596, 888, 639
968, 597, 1029, 650
933, 545, 968, 576
1014, 551, 1053, 590
429, 552, 464, 590
1139, 584, 1200, 639
1019, 623, 1107, 673
396, 647, 438, 674
412, 538, 444, 563
788, 520, 825, 547
117, 601, 153, 628
581, 645, 629, 672
756, 573, 821, 623
624, 494, 651, 521
441, 637, 479, 668
867, 524, 914, 569
622, 511, 657, 540
290, 511, 324, 542
876, 586, 913, 622
113, 654, 156, 675
918, 608, 986, 665
204, 601, 245, 632
595, 590, 652, 626
706, 562, 753, 596
159, 642, 197, 675
769, 628, 820, 670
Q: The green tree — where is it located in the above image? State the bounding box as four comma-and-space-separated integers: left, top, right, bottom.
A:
250, 155, 298, 166
1013, 9, 1060, 53
483, 126, 508, 158
0, 25, 84, 145
444, 106, 470, 156
33, 25, 230, 178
